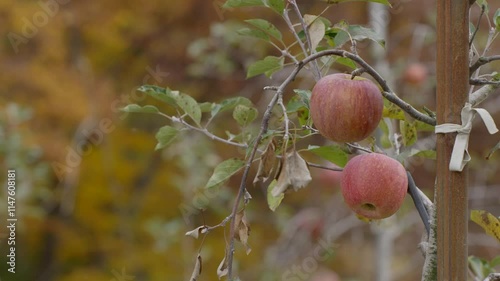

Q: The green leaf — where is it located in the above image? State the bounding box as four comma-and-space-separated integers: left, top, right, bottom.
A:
307, 145, 348, 167
205, 158, 246, 189
237, 27, 270, 41
199, 102, 214, 113
468, 256, 491, 279
475, 0, 489, 12
263, 0, 285, 15
490, 255, 500, 268
212, 97, 253, 117
409, 149, 436, 160
494, 9, 500, 31
267, 179, 284, 211
121, 104, 159, 114
348, 25, 385, 47
223, 0, 264, 8
322, 0, 391, 6
138, 85, 179, 106
382, 103, 405, 120
334, 57, 357, 69
400, 120, 417, 147
247, 56, 284, 78
155, 126, 179, 150
176, 93, 202, 126
378, 118, 392, 149
414, 120, 435, 132
233, 104, 258, 126
244, 19, 283, 41
327, 24, 385, 48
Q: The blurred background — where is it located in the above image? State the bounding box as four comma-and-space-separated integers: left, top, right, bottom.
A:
0, 0, 499, 280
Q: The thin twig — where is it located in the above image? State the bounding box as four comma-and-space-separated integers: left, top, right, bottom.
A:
283, 9, 309, 61
470, 78, 500, 85
307, 162, 343, 171
159, 114, 248, 148
289, 0, 321, 80
469, 4, 485, 48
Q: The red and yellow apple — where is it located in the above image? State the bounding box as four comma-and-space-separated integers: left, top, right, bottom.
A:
340, 153, 408, 220
310, 73, 383, 143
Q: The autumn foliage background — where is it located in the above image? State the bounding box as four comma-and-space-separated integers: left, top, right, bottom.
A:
0, 0, 500, 280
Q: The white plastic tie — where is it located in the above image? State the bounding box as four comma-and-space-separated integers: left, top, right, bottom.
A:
435, 103, 498, 172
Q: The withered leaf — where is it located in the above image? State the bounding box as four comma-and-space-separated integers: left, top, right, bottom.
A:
189, 254, 202, 281
253, 140, 278, 185
234, 209, 251, 255
217, 256, 228, 279
271, 151, 312, 197
185, 226, 208, 239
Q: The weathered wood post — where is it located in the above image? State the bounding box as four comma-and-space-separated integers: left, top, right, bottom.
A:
436, 0, 469, 280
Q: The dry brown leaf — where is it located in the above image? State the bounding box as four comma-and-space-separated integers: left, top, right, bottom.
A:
185, 226, 208, 239
271, 150, 312, 197
189, 254, 202, 281
253, 140, 278, 185
234, 209, 251, 254
217, 256, 228, 279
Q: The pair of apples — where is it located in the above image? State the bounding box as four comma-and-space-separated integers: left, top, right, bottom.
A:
310, 74, 408, 220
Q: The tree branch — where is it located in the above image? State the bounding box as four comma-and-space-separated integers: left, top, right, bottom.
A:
303, 49, 437, 126
470, 55, 500, 74
407, 172, 430, 235
226, 48, 437, 278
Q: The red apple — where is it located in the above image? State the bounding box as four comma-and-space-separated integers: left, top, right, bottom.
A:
340, 153, 408, 220
310, 73, 383, 143
403, 63, 428, 85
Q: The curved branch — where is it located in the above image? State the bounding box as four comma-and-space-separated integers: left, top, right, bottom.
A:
470, 55, 500, 74
303, 49, 437, 125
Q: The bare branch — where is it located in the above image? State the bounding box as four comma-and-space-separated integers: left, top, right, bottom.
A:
289, 0, 321, 80
470, 55, 500, 74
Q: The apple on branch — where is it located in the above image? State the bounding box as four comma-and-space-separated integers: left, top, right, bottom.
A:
310, 73, 383, 143
340, 153, 408, 220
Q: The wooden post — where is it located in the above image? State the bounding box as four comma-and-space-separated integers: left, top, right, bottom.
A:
436, 1, 469, 280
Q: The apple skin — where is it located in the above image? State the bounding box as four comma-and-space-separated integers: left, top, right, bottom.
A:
310, 73, 383, 143
340, 153, 408, 220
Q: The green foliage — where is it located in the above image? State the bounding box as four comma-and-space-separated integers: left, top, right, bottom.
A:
266, 179, 284, 211
223, 0, 264, 8
233, 105, 258, 126
246, 56, 285, 78
244, 19, 283, 42
306, 145, 348, 167
205, 158, 246, 189
155, 126, 179, 150
468, 256, 500, 279
121, 104, 160, 114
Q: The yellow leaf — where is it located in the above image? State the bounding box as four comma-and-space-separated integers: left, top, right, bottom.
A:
471, 210, 500, 243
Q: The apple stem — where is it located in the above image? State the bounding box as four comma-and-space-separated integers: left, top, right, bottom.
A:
407, 171, 431, 235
